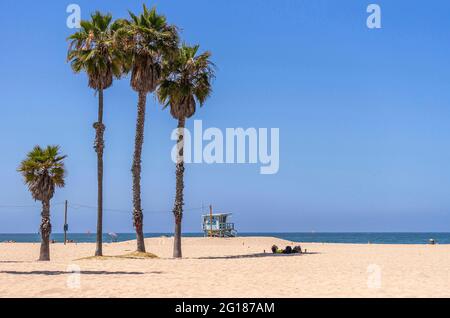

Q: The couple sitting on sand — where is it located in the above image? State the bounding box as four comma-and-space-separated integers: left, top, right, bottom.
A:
271, 245, 302, 254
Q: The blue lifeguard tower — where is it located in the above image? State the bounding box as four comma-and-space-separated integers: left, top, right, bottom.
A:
202, 206, 237, 237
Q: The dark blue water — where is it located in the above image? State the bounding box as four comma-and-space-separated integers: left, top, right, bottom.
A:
1, 233, 449, 244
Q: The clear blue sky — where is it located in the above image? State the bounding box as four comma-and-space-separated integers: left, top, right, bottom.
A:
1, 0, 450, 233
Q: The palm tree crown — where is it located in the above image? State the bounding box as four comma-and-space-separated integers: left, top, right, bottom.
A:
117, 5, 179, 93
18, 146, 66, 202
158, 44, 215, 120
67, 11, 125, 90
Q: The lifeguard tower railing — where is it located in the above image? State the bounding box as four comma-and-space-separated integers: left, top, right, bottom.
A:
202, 213, 236, 237
202, 222, 235, 231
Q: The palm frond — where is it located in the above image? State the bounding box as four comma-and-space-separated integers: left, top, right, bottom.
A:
67, 11, 128, 90
18, 146, 67, 202
119, 6, 179, 93
158, 44, 215, 119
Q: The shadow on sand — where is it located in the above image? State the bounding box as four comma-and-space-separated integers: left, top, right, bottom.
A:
0, 261, 31, 264
0, 270, 162, 276
194, 251, 320, 260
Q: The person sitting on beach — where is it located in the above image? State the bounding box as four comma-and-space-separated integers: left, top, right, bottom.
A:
271, 245, 302, 254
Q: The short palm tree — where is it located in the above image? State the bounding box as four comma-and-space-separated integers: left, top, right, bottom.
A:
115, 5, 179, 252
158, 44, 215, 258
18, 146, 66, 261
67, 11, 126, 256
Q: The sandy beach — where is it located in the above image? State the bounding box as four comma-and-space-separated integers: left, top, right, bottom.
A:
0, 236, 449, 298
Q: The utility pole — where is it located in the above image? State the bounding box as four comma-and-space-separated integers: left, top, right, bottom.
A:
64, 200, 68, 245
209, 205, 213, 237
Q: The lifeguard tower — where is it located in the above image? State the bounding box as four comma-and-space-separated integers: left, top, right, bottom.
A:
202, 206, 237, 237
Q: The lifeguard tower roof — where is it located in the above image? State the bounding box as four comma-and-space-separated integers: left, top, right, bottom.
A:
201, 213, 232, 218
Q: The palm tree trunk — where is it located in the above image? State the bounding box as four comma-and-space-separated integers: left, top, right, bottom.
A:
173, 118, 186, 258
39, 199, 51, 261
132, 91, 147, 252
94, 88, 105, 256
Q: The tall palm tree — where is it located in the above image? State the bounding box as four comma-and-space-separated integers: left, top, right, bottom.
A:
115, 5, 179, 252
158, 44, 215, 258
67, 12, 126, 256
18, 146, 66, 261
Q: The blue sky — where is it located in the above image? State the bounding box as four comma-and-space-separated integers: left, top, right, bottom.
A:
1, 0, 450, 233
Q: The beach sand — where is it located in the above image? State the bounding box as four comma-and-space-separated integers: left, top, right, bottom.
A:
0, 236, 449, 298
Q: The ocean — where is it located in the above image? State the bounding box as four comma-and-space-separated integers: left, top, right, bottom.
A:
0, 232, 449, 244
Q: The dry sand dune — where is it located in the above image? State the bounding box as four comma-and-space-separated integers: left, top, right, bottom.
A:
0, 236, 449, 297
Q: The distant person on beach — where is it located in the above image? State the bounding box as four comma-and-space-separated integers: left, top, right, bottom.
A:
271, 245, 302, 254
